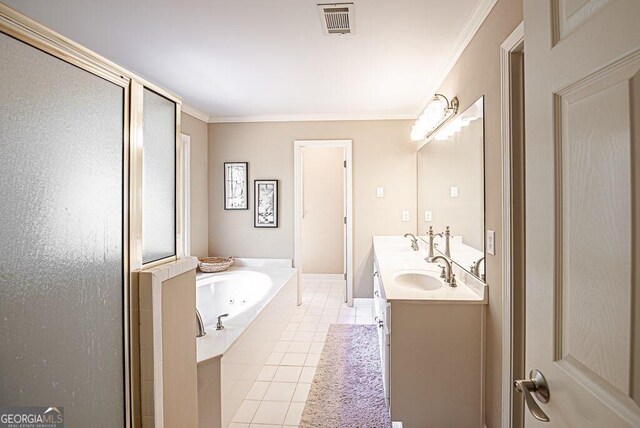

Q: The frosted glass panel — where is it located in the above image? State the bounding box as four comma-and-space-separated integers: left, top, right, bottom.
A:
0, 33, 124, 425
142, 88, 176, 263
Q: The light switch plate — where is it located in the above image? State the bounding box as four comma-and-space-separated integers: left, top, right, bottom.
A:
376, 187, 384, 198
402, 211, 410, 222
450, 186, 459, 197
487, 230, 496, 255
424, 211, 432, 222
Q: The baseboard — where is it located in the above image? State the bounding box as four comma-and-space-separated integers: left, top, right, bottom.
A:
301, 273, 345, 281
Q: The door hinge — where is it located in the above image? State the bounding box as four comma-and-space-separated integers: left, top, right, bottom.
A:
344, 216, 347, 224
344, 273, 347, 280
344, 160, 347, 168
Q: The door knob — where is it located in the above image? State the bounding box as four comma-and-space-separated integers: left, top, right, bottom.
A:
514, 369, 550, 422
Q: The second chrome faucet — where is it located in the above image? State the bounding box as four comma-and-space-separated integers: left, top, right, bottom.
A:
430, 255, 457, 287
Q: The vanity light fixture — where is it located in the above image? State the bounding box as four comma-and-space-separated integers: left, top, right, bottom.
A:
435, 116, 462, 141
433, 97, 483, 141
410, 94, 459, 141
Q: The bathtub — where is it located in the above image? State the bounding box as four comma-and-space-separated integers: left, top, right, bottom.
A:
195, 259, 298, 428
196, 270, 273, 329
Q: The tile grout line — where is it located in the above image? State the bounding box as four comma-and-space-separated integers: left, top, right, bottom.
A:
232, 280, 373, 427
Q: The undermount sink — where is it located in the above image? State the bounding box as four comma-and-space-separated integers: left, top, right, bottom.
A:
393, 270, 443, 291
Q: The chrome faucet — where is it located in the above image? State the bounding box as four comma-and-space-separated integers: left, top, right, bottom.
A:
196, 309, 206, 338
404, 233, 419, 251
471, 256, 485, 281
430, 255, 457, 287
216, 313, 229, 330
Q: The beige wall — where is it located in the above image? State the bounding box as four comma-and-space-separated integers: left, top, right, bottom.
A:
433, 0, 522, 426
208, 120, 416, 297
181, 112, 209, 257
301, 147, 344, 274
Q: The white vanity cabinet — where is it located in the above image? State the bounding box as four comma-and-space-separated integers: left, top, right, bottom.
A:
373, 265, 390, 406
372, 236, 487, 428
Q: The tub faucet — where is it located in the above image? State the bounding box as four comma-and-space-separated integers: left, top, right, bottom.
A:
404, 233, 419, 251
430, 255, 457, 287
216, 313, 229, 330
196, 309, 206, 338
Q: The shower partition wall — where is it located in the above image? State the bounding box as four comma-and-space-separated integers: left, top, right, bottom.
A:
0, 4, 183, 427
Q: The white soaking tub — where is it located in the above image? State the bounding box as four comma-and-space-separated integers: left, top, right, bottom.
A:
195, 259, 298, 428
196, 270, 273, 329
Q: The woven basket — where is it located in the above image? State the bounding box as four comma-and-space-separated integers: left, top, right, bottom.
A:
198, 256, 234, 273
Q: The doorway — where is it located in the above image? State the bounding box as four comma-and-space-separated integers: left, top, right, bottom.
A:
294, 140, 353, 307
501, 22, 525, 428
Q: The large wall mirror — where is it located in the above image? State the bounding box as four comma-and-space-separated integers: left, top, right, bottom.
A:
417, 96, 485, 281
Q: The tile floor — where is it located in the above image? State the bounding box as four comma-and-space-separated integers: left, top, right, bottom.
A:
229, 278, 375, 428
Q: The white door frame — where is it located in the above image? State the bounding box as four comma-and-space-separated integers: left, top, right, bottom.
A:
180, 133, 191, 257
294, 139, 353, 307
500, 22, 524, 428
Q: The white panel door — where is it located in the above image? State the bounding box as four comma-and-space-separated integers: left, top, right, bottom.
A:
523, 0, 640, 426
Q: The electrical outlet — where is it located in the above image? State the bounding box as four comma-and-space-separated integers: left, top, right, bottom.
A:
450, 186, 459, 197
487, 230, 496, 255
376, 187, 384, 198
424, 211, 432, 222
402, 211, 410, 222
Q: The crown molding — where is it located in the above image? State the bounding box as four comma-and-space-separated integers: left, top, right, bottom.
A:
181, 105, 415, 124
208, 112, 415, 124
414, 0, 498, 115
181, 103, 210, 123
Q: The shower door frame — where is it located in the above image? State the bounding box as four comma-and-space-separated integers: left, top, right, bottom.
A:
0, 4, 185, 426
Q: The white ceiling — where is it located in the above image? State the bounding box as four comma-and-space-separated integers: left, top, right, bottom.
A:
4, 0, 490, 122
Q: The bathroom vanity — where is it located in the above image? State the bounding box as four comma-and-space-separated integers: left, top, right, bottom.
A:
373, 236, 487, 428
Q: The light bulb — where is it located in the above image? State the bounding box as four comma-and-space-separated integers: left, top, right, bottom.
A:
411, 127, 425, 142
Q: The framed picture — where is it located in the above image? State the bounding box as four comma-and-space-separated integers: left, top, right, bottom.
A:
224, 162, 248, 210
254, 179, 278, 228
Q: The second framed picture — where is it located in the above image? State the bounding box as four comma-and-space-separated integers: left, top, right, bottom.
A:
254, 179, 278, 228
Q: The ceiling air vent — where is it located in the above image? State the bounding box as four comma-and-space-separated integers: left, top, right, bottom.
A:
317, 3, 355, 35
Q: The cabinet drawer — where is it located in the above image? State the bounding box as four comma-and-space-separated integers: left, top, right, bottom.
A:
373, 275, 381, 314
